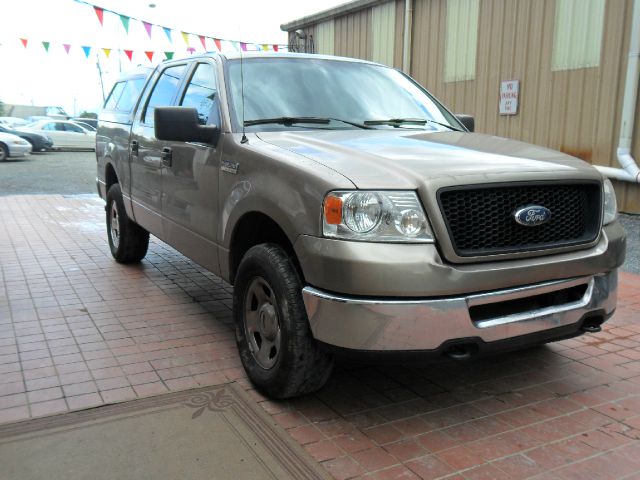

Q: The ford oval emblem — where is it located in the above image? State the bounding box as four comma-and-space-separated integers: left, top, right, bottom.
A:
514, 205, 552, 226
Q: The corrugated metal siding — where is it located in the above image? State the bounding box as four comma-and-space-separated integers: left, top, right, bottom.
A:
334, 9, 373, 60
287, 0, 640, 213
315, 20, 335, 55
371, 1, 396, 65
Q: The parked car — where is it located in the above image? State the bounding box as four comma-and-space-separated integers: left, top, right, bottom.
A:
0, 125, 53, 152
72, 117, 98, 129
0, 131, 32, 160
97, 53, 625, 399
0, 117, 29, 128
20, 120, 95, 150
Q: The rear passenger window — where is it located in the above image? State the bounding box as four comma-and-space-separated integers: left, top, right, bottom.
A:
104, 82, 125, 110
180, 63, 219, 125
116, 78, 145, 113
144, 65, 186, 125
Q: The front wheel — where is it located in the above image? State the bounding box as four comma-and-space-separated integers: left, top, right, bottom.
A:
106, 183, 149, 263
233, 244, 334, 399
0, 143, 8, 161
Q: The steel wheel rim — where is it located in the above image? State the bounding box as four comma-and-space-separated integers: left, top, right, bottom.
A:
244, 276, 281, 369
109, 201, 120, 249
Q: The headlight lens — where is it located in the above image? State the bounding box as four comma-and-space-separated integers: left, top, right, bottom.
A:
323, 191, 434, 242
603, 178, 618, 225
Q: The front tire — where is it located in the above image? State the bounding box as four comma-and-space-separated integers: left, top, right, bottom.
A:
106, 183, 149, 263
0, 143, 8, 161
233, 244, 334, 399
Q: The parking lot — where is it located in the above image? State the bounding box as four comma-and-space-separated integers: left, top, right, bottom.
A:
1, 152, 640, 479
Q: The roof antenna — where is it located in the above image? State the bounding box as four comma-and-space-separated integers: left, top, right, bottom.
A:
240, 46, 248, 144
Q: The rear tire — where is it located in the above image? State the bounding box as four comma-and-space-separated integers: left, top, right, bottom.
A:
233, 244, 334, 399
106, 183, 149, 263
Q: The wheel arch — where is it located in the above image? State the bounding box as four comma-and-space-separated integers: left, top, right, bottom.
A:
227, 211, 303, 285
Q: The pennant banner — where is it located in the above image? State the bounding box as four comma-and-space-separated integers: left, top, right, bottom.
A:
63, 44, 71, 54
82, 46, 91, 58
143, 21, 153, 39
42, 41, 50, 52
164, 51, 174, 60
102, 48, 111, 58
145, 51, 154, 62
94, 6, 104, 25
20, 38, 28, 48
119, 15, 130, 33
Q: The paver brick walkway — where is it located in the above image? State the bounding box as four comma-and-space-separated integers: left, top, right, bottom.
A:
1, 195, 639, 479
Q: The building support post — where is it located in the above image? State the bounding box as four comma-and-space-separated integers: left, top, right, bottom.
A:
402, 0, 413, 74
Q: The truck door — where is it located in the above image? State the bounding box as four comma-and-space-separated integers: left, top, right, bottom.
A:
129, 63, 188, 238
160, 61, 223, 274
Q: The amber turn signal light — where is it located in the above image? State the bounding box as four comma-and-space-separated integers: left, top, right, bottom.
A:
324, 195, 343, 225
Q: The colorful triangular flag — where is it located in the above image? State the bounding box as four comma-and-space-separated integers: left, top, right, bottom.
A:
240, 42, 247, 51
63, 44, 71, 54
143, 21, 153, 39
199, 35, 207, 50
164, 51, 174, 60
181, 31, 189, 45
20, 38, 28, 48
42, 41, 50, 52
214, 38, 222, 51
144, 51, 154, 62
187, 47, 196, 55
273, 45, 279, 52
124, 49, 133, 61
261, 44, 269, 51
102, 48, 111, 58
94, 6, 104, 25
82, 46, 91, 58
163, 27, 172, 42
120, 15, 130, 33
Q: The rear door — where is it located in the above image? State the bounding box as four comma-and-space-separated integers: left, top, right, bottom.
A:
62, 122, 92, 148
41, 122, 67, 147
129, 63, 188, 238
161, 60, 223, 273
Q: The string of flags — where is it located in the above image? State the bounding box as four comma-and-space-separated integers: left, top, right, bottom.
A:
74, 0, 287, 53
16, 36, 284, 63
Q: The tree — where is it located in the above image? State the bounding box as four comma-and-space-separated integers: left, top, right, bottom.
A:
0, 99, 5, 116
78, 111, 98, 119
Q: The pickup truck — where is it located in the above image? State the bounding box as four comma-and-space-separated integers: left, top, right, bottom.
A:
97, 53, 625, 399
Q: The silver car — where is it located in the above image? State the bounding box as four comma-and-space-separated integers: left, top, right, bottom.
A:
0, 131, 32, 160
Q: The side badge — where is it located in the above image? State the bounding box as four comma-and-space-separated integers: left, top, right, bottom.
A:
221, 159, 239, 174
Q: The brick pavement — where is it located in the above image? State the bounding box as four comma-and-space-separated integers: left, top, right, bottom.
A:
1, 194, 639, 480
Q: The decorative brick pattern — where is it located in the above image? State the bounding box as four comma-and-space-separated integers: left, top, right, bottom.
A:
1, 195, 639, 479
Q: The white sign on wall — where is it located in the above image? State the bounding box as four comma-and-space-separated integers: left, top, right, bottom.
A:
499, 80, 519, 115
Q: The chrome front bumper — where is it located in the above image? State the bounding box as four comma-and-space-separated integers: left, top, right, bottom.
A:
302, 270, 617, 351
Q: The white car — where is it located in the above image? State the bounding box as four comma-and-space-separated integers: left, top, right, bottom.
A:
0, 131, 32, 160
20, 120, 96, 150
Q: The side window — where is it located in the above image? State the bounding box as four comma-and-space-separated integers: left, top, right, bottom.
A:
64, 123, 84, 133
143, 65, 186, 125
104, 81, 126, 110
42, 123, 56, 131
180, 63, 219, 125
116, 78, 145, 113
54, 123, 66, 131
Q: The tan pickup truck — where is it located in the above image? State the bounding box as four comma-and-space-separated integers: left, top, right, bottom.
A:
97, 53, 625, 398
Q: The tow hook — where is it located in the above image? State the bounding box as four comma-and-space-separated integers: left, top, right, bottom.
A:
445, 345, 473, 361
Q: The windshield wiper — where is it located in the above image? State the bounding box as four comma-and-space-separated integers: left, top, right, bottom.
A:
363, 118, 462, 131
244, 116, 372, 129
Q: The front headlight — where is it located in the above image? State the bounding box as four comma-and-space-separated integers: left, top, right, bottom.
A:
603, 178, 618, 225
12, 139, 28, 145
323, 190, 434, 242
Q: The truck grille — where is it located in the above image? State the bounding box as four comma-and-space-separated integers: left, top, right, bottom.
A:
437, 182, 602, 257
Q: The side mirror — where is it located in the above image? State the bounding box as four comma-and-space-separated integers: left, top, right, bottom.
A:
154, 107, 219, 145
455, 114, 474, 132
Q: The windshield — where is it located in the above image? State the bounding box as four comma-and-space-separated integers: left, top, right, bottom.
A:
226, 58, 460, 132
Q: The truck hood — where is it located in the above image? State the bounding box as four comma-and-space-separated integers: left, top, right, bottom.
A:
256, 129, 600, 189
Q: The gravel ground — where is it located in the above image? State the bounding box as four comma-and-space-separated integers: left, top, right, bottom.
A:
1, 149, 638, 273
619, 213, 640, 274
0, 150, 96, 195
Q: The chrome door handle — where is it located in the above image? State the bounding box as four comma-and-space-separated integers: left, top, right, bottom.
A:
161, 147, 172, 167
130, 140, 139, 156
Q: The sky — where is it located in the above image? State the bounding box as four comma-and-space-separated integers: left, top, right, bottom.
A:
0, 0, 346, 116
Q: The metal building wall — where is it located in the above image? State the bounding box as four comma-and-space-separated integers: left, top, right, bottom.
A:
285, 0, 640, 213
